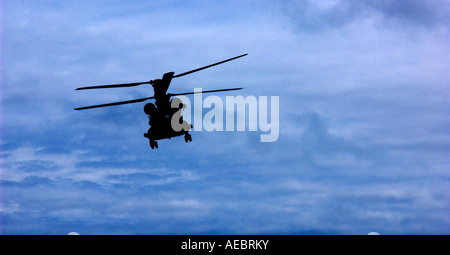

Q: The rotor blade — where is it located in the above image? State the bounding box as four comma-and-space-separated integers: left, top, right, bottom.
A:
169, 87, 243, 97
74, 96, 154, 110
173, 53, 248, 78
75, 80, 152, 90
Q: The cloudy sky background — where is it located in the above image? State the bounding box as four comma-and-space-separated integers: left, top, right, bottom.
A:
1, 0, 449, 234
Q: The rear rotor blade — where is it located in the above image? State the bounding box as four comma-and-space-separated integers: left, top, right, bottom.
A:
173, 53, 247, 78
74, 96, 154, 110
75, 80, 153, 90
169, 87, 243, 97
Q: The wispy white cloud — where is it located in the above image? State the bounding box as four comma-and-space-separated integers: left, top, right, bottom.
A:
1, 0, 449, 234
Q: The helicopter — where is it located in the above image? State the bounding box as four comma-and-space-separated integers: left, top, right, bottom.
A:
74, 53, 247, 149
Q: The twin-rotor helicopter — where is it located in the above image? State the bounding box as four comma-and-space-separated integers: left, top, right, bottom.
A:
75, 54, 247, 149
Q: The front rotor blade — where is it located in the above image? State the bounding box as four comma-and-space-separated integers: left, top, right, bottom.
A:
74, 96, 154, 110
169, 87, 243, 97
173, 53, 247, 78
75, 80, 152, 90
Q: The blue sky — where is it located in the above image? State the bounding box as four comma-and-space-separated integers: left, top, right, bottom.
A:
1, 0, 449, 234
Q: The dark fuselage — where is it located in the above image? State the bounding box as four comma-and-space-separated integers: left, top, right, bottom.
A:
143, 72, 192, 147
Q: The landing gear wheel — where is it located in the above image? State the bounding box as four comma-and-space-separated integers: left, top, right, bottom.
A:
184, 133, 192, 143
149, 140, 158, 149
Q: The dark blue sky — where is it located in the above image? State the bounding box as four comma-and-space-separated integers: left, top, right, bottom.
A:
1, 0, 449, 234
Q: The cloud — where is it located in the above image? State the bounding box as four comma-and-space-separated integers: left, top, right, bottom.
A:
280, 0, 450, 32
1, 0, 449, 234
366, 0, 450, 26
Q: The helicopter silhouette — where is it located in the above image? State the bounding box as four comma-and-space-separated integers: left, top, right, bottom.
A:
75, 53, 247, 149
